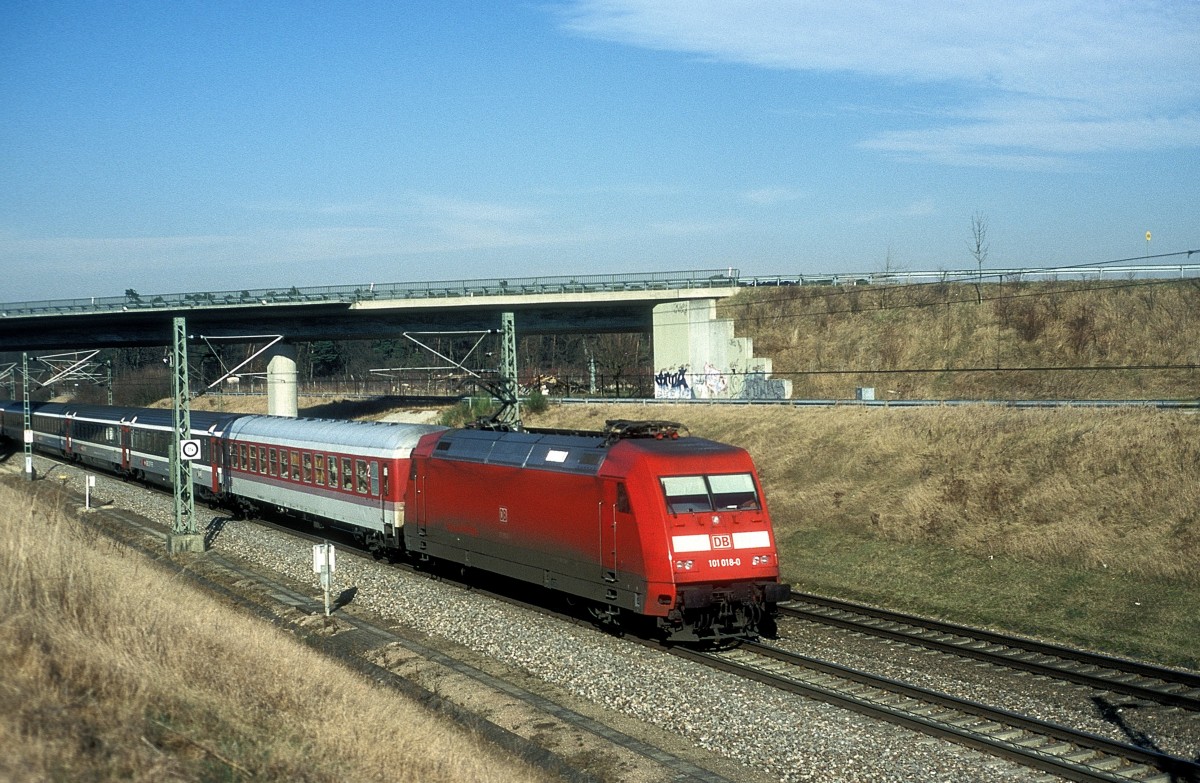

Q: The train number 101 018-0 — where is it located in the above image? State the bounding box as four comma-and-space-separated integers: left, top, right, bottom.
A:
709, 557, 742, 568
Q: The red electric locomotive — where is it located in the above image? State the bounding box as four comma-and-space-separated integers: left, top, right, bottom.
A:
405, 420, 790, 643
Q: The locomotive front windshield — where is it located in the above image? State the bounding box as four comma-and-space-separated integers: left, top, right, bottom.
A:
661, 473, 760, 513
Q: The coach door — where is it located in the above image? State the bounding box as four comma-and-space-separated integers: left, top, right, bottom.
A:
120, 421, 132, 471
63, 413, 74, 456
209, 433, 222, 494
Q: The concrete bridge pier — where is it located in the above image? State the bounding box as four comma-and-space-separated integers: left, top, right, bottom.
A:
266, 343, 298, 417
652, 299, 791, 401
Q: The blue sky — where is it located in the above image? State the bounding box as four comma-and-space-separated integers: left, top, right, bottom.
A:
2, 1, 1198, 302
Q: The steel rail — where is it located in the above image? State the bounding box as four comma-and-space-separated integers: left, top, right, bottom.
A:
781, 595, 1200, 711
670, 642, 1200, 783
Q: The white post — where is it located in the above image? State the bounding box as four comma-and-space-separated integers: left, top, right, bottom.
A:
85, 474, 95, 510
312, 542, 336, 616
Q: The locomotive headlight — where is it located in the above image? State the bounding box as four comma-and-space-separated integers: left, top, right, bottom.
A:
674, 559, 694, 571
752, 555, 770, 566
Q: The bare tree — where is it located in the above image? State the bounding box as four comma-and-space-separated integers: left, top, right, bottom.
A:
969, 211, 990, 304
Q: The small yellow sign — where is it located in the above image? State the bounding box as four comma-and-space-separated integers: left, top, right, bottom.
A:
1145, 231, 1152, 242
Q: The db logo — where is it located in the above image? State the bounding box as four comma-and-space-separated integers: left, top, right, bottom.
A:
711, 534, 732, 550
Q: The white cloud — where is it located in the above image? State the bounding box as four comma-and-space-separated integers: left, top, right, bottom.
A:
557, 1, 1200, 165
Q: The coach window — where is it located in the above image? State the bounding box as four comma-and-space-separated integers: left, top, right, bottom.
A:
355, 459, 369, 494
248, 446, 258, 473
268, 448, 278, 476
302, 452, 313, 483
279, 450, 289, 479
369, 461, 380, 496
258, 447, 268, 474
290, 450, 300, 481
314, 454, 326, 486
342, 457, 354, 490
237, 444, 247, 470
327, 455, 339, 488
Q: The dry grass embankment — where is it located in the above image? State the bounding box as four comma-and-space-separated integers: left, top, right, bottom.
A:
0, 475, 551, 783
722, 279, 1200, 400
528, 403, 1200, 668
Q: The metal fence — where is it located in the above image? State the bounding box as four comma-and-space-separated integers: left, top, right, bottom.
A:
742, 262, 1200, 287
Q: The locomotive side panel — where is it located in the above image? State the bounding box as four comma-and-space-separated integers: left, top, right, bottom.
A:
409, 453, 654, 611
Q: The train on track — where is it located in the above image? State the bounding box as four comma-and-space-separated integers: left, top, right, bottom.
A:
0, 400, 790, 643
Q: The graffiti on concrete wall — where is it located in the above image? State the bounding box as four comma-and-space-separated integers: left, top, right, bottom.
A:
697, 362, 728, 398
654, 361, 789, 400
741, 371, 789, 400
654, 365, 692, 399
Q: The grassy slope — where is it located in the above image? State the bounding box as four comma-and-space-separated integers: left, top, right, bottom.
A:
722, 279, 1200, 400
0, 475, 552, 783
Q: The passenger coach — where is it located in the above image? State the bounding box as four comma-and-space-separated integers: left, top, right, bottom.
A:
224, 415, 444, 553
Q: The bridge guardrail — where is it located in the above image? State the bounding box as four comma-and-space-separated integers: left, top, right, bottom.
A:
4, 257, 1197, 319
0, 269, 740, 319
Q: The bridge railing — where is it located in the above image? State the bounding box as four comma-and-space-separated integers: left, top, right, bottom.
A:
0, 269, 741, 318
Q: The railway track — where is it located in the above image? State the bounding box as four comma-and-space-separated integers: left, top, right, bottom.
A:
233, 514, 1200, 782
782, 594, 1200, 712
669, 641, 1200, 783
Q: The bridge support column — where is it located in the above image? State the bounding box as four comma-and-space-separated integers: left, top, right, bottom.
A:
266, 343, 298, 417
652, 300, 791, 401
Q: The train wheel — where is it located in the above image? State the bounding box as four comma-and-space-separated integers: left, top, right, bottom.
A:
364, 531, 387, 560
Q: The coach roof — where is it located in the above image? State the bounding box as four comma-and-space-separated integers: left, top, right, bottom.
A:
227, 414, 445, 454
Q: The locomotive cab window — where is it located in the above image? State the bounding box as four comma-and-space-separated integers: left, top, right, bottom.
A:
616, 483, 631, 513
660, 473, 760, 514
661, 476, 712, 513
708, 473, 760, 510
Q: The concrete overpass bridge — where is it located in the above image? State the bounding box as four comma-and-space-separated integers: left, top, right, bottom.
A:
0, 268, 791, 412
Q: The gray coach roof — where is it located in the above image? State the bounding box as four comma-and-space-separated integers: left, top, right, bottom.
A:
227, 415, 445, 456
